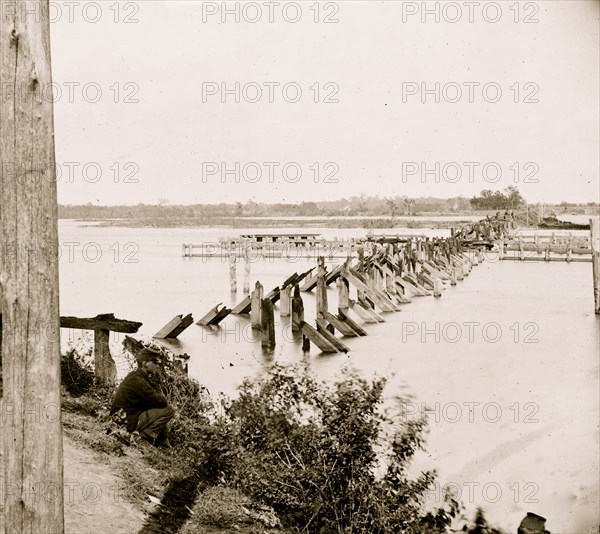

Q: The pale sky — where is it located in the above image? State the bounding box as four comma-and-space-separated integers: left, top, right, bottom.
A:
44, 0, 599, 205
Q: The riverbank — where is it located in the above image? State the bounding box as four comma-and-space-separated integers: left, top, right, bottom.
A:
61, 391, 282, 534
0, 350, 508, 534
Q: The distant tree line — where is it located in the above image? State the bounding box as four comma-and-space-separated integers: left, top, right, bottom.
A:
56, 194, 479, 220
469, 186, 526, 210
56, 188, 597, 220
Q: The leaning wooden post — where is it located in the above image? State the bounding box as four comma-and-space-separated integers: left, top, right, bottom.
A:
384, 265, 395, 294
291, 284, 304, 332
229, 253, 237, 292
316, 256, 328, 320
261, 299, 276, 349
357, 246, 365, 272
591, 218, 600, 314
0, 2, 64, 530
251, 281, 263, 328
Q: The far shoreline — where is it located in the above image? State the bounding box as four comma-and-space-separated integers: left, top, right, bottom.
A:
60, 213, 496, 230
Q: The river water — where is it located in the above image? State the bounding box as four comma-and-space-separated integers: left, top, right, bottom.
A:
58, 219, 599, 533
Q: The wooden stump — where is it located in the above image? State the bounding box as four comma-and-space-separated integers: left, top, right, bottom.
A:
316, 257, 328, 320
243, 254, 251, 293
433, 278, 443, 298
94, 329, 117, 383
261, 299, 276, 349
229, 254, 237, 292
291, 285, 304, 333
251, 281, 263, 328
337, 276, 350, 314
280, 285, 292, 317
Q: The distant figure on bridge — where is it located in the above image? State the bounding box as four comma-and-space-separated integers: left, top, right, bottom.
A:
110, 348, 176, 448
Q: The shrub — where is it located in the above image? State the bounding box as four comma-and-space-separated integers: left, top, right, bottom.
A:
464, 507, 506, 534
202, 365, 460, 533
60, 347, 97, 397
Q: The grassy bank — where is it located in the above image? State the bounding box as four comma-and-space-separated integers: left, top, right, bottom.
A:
58, 347, 505, 533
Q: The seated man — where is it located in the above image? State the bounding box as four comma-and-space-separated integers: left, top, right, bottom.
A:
110, 348, 175, 448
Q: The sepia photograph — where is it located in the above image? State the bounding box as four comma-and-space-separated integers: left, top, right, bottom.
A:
0, 1, 599, 533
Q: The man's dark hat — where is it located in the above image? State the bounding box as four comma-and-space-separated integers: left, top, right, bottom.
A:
518, 512, 548, 534
137, 348, 162, 364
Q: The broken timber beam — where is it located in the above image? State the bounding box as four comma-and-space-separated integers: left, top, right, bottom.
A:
349, 300, 383, 323
402, 275, 430, 296
323, 311, 359, 337
325, 264, 343, 285
280, 272, 299, 289
316, 320, 350, 352
153, 313, 194, 338
231, 295, 252, 315
337, 309, 368, 336
264, 286, 281, 304
196, 305, 231, 326
291, 267, 314, 287
60, 313, 141, 333
346, 271, 398, 312
300, 266, 325, 292
300, 321, 340, 353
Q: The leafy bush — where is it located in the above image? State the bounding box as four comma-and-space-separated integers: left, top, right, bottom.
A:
200, 365, 459, 533
463, 507, 506, 534
61, 347, 97, 397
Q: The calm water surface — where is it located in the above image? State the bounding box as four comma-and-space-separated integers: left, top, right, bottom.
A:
58, 220, 599, 533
